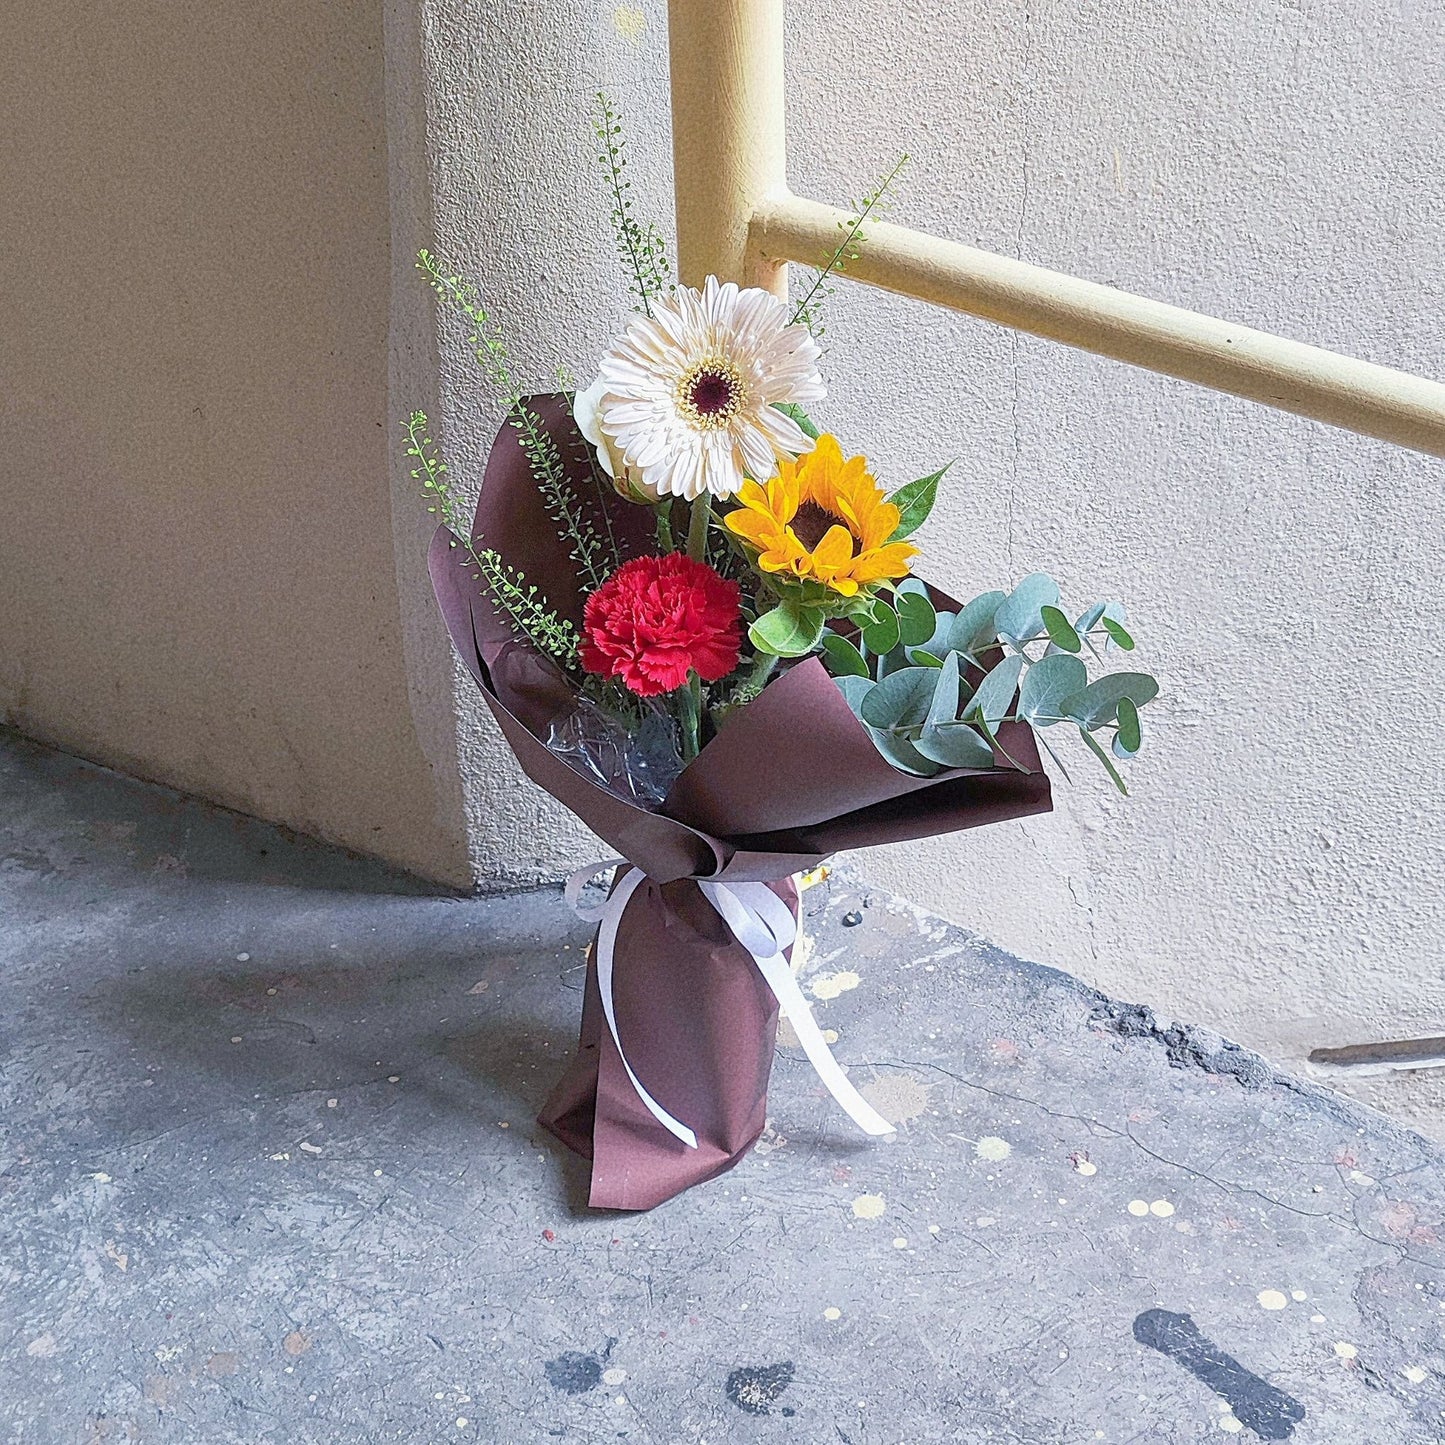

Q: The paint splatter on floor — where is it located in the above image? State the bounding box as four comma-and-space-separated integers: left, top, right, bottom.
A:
974, 1136, 1011, 1162
543, 1350, 603, 1394
1257, 1290, 1288, 1311
1133, 1309, 1305, 1440
812, 970, 861, 1001
852, 1193, 886, 1220
725, 1361, 795, 1416
859, 1072, 930, 1124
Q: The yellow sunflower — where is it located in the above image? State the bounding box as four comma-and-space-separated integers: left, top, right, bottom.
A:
722, 434, 918, 597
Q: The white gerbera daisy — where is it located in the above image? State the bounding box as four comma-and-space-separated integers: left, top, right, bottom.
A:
587, 276, 825, 501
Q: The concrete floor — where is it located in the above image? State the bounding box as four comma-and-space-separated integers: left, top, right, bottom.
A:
3, 727, 1444, 1444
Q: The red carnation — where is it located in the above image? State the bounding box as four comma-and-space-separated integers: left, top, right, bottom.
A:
580, 554, 742, 697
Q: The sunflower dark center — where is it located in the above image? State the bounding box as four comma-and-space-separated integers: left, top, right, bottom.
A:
689, 369, 736, 416
790, 500, 846, 551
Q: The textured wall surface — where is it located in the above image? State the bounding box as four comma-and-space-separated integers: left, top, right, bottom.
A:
0, 0, 474, 884
4, 1, 1439, 1121
420, 0, 1445, 1122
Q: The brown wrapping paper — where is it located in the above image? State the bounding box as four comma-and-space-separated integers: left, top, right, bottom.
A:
429, 396, 1052, 1210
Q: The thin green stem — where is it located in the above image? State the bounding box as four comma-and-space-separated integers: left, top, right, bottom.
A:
789, 153, 909, 330
677, 673, 702, 761
747, 651, 779, 692
685, 496, 712, 562
654, 501, 676, 553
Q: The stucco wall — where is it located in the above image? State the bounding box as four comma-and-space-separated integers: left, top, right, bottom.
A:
0, 0, 473, 884
420, 0, 1445, 1126
4, 0, 1439, 1125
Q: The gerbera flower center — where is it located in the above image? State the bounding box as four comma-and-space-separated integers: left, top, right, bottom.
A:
676, 358, 747, 431
790, 500, 851, 551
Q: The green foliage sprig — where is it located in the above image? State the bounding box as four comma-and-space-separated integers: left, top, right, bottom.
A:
415, 249, 618, 592
594, 92, 672, 317
819, 573, 1159, 795
790, 154, 909, 342
405, 411, 580, 670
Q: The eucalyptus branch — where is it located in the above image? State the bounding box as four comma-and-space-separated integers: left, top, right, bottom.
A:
789, 153, 909, 340
594, 92, 672, 316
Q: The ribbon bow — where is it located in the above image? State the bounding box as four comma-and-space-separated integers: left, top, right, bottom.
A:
565, 860, 896, 1148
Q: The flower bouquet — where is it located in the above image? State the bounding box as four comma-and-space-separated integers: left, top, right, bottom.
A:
413, 104, 1159, 1211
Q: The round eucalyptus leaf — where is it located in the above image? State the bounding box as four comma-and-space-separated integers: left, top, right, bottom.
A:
833, 674, 874, 713
926, 652, 964, 728
896, 590, 937, 648
860, 665, 939, 729
947, 591, 1005, 655
866, 726, 941, 777
914, 722, 996, 769
1114, 695, 1142, 754
820, 631, 869, 679
1040, 604, 1082, 653
860, 601, 901, 655
1060, 671, 1159, 730
966, 654, 1025, 725
1101, 616, 1136, 651
875, 642, 913, 681
1018, 653, 1087, 726
994, 573, 1060, 644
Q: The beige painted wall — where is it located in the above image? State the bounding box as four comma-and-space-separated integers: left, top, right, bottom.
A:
0, 0, 472, 884
419, 0, 1445, 1132
4, 0, 1440, 1129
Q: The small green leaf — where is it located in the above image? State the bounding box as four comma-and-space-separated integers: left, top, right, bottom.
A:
1080, 726, 1130, 795
926, 652, 964, 729
1101, 616, 1136, 651
749, 599, 825, 657
875, 643, 913, 681
860, 666, 938, 729
947, 591, 1006, 656
896, 590, 937, 648
915, 721, 996, 769
774, 401, 821, 440
1060, 671, 1159, 730
888, 464, 949, 540
994, 573, 1060, 646
866, 727, 940, 776
834, 675, 874, 713
1115, 695, 1142, 754
820, 631, 869, 679
1040, 604, 1082, 653
859, 601, 900, 655
1018, 653, 1087, 726
909, 648, 946, 668
913, 654, 993, 768
967, 654, 1025, 725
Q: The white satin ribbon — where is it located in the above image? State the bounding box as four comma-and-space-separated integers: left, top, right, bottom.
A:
565, 859, 896, 1149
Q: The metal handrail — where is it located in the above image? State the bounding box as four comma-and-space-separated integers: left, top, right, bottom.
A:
668, 0, 1445, 458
